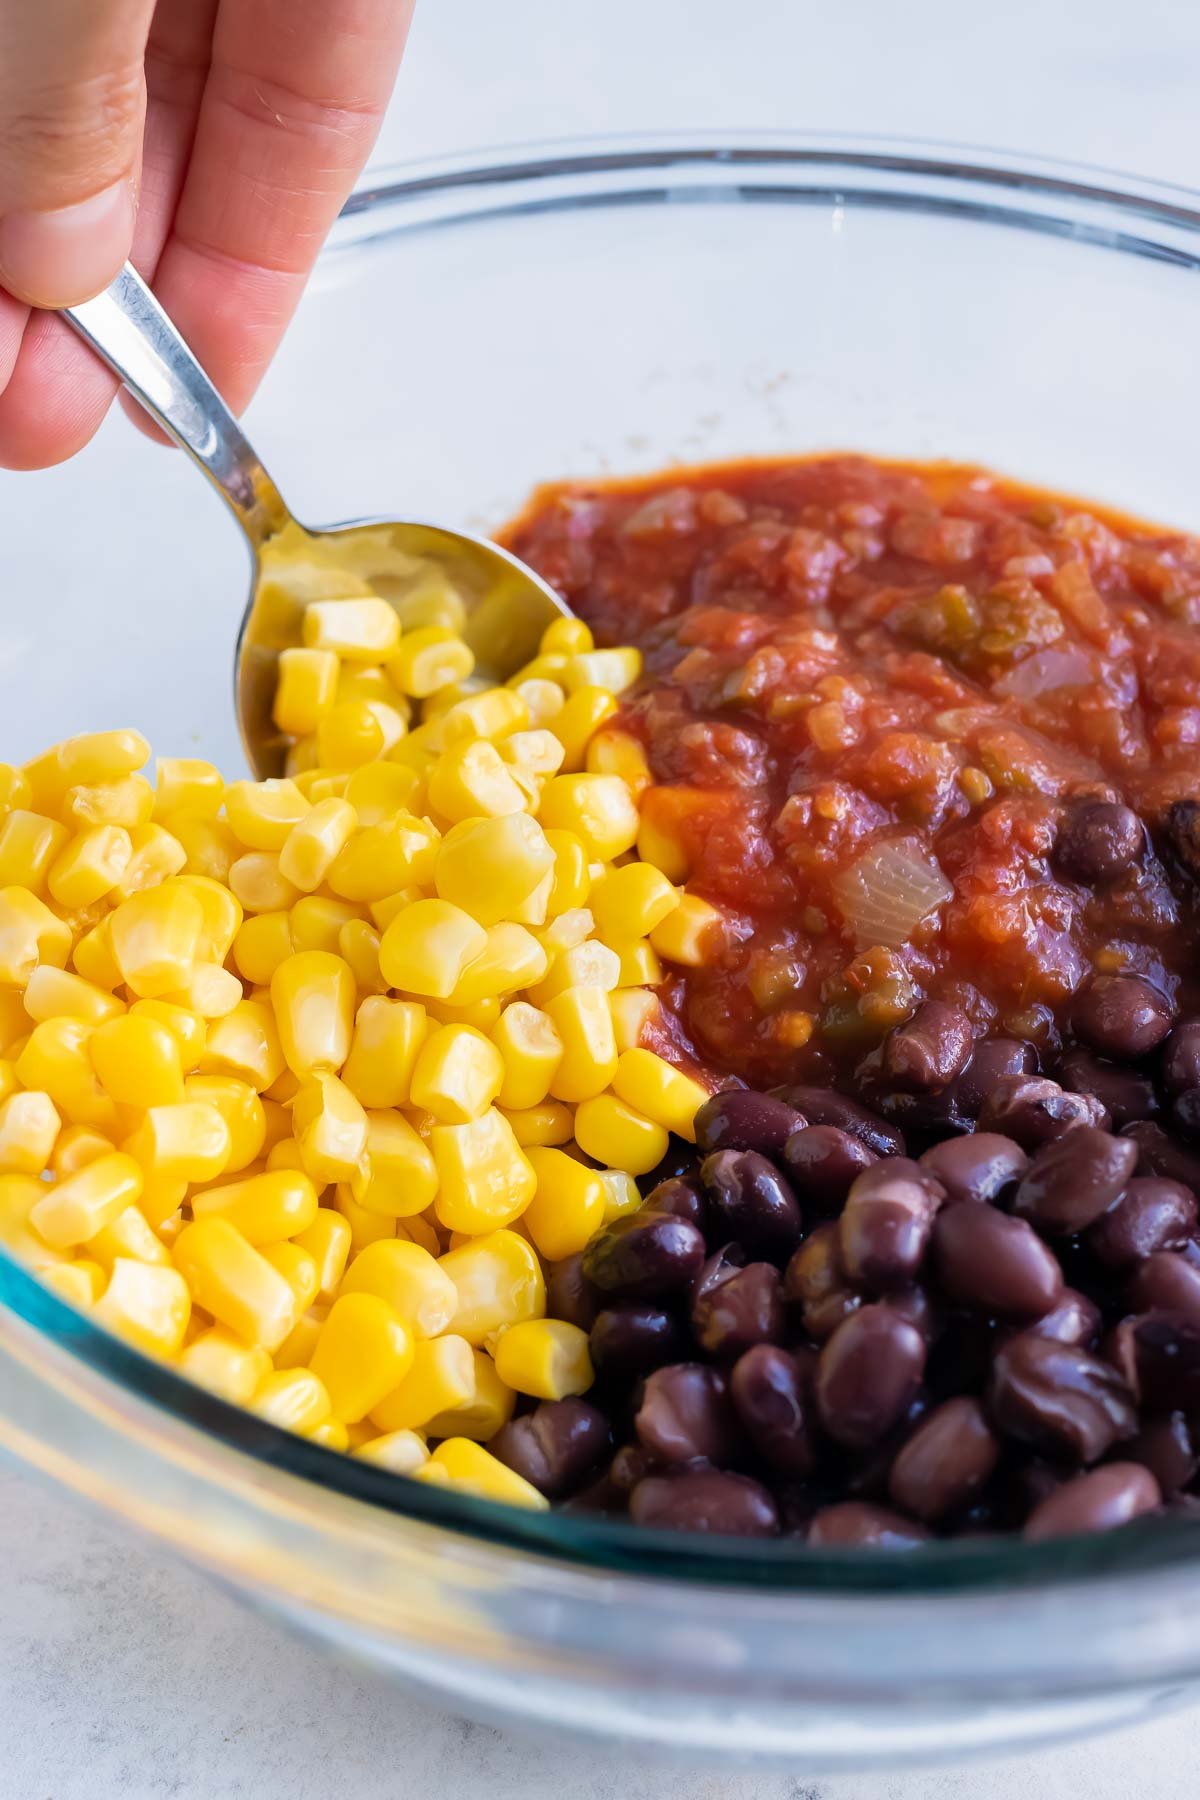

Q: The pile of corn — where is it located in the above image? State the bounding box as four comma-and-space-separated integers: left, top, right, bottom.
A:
0, 598, 722, 1511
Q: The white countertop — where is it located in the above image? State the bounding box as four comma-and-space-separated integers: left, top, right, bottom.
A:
5, 0, 1200, 1793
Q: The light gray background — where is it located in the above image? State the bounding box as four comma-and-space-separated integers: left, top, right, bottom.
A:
4, 0, 1200, 1793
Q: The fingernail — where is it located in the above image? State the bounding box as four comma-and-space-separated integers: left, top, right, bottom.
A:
0, 180, 136, 309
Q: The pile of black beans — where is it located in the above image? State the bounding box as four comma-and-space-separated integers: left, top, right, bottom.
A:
491, 975, 1200, 1545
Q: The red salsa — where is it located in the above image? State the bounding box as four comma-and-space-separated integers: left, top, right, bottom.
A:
504, 457, 1200, 1089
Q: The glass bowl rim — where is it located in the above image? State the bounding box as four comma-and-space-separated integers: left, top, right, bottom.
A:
8, 127, 1200, 1595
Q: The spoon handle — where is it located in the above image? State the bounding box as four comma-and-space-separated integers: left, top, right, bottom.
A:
63, 262, 291, 548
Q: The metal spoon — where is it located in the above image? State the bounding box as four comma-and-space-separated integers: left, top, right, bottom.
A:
63, 263, 570, 776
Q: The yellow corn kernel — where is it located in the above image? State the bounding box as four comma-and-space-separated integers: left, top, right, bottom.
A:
309, 1291, 415, 1422
30, 1151, 144, 1248
353, 1429, 428, 1473
538, 775, 638, 861
27, 731, 150, 813
0, 810, 70, 894
46, 825, 131, 910
599, 1167, 641, 1223
334, 1183, 397, 1254
549, 686, 619, 772
521, 1146, 606, 1261
501, 1101, 575, 1147
93, 1258, 191, 1358
337, 664, 410, 717
277, 799, 358, 894
0, 764, 31, 813
293, 1207, 351, 1299
425, 1348, 515, 1440
387, 626, 474, 699
261, 1241, 320, 1312
270, 951, 355, 1078
410, 1024, 505, 1125
426, 997, 505, 1036
544, 986, 617, 1102
430, 1109, 535, 1235
87, 1204, 172, 1272
316, 701, 386, 771
68, 915, 119, 992
437, 1228, 545, 1346
285, 740, 320, 780
609, 987, 659, 1055
339, 1237, 456, 1337
227, 851, 299, 915
562, 647, 642, 696
304, 1417, 347, 1451
540, 617, 593, 656
586, 725, 652, 796
289, 895, 359, 955
88, 1013, 185, 1107
0, 994, 28, 1053
574, 1092, 669, 1175
500, 728, 566, 781
123, 1099, 231, 1184
540, 829, 591, 920
341, 761, 421, 826
427, 738, 527, 825
0, 1172, 68, 1271
179, 1326, 271, 1404
173, 1217, 298, 1350
0, 1059, 15, 1101
184, 1075, 265, 1172
421, 1437, 548, 1510
192, 1169, 319, 1245
113, 822, 189, 897
433, 813, 553, 927
0, 1089, 59, 1175
368, 1332, 475, 1432
50, 1124, 112, 1179
252, 1367, 332, 1433
349, 1110, 438, 1218
491, 1003, 562, 1111
340, 996, 427, 1109
223, 780, 307, 853
108, 884, 202, 998
448, 924, 548, 1008
231, 912, 292, 988
327, 814, 441, 903
154, 758, 224, 821
168, 877, 240, 965
161, 961, 242, 1021
611, 938, 663, 988
493, 1318, 594, 1400
397, 1213, 441, 1257
24, 964, 124, 1027
528, 939, 621, 1007
128, 998, 206, 1071
649, 891, 725, 966
440, 687, 529, 746
41, 1260, 105, 1308
201, 998, 285, 1092
302, 596, 400, 661
337, 919, 385, 994
611, 1045, 709, 1142
292, 770, 350, 804
273, 1304, 326, 1368
16, 1018, 117, 1131
0, 886, 71, 988
273, 647, 339, 737
292, 1073, 368, 1184
378, 899, 487, 1001
262, 1094, 297, 1156
591, 863, 680, 939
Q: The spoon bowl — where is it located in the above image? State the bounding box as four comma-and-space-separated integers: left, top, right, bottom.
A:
64, 264, 570, 776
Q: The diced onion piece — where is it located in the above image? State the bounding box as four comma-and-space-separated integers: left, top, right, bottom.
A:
832, 839, 953, 949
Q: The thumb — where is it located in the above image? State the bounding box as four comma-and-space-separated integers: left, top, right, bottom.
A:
0, 0, 157, 308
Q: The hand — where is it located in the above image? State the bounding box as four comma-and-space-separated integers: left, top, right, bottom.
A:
0, 0, 414, 468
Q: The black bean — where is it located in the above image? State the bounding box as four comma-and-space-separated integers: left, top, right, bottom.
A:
837, 1157, 944, 1292
641, 1174, 708, 1232
1057, 1049, 1159, 1128
955, 1038, 1039, 1120
888, 1397, 1000, 1522
634, 1363, 740, 1466
545, 1253, 602, 1332
806, 1501, 930, 1548
1054, 800, 1145, 885
608, 1443, 652, 1493
880, 1001, 974, 1093
1072, 973, 1176, 1061
1026, 1288, 1101, 1347
919, 1132, 1028, 1205
1124, 1412, 1198, 1496
1161, 798, 1200, 882
691, 1257, 784, 1358
582, 1211, 707, 1300
1122, 1121, 1200, 1192
870, 1084, 974, 1143
1023, 1463, 1160, 1541
1087, 1178, 1197, 1268
693, 1089, 806, 1158
488, 1400, 611, 1499
589, 1304, 690, 1382
1129, 1310, 1200, 1410
1012, 1126, 1138, 1236
1161, 1020, 1200, 1098
1171, 1088, 1200, 1144
781, 1124, 876, 1212
815, 1304, 927, 1450
932, 1200, 1062, 1319
629, 1469, 780, 1537
977, 1074, 1109, 1149
783, 1223, 860, 1340
700, 1149, 803, 1261
989, 1333, 1137, 1463
768, 1085, 904, 1157
1129, 1251, 1200, 1329
729, 1344, 814, 1476
887, 1284, 939, 1343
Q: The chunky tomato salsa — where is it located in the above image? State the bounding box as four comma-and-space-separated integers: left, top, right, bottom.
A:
504, 457, 1200, 1094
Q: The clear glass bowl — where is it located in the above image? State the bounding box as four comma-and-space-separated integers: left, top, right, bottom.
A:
6, 133, 1200, 1768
